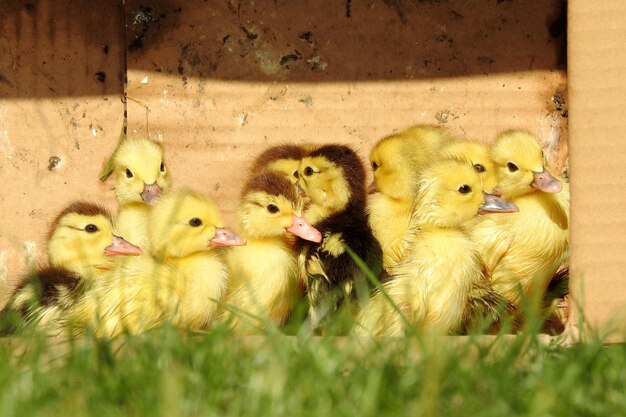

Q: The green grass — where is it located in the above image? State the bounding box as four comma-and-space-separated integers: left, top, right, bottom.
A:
0, 322, 625, 417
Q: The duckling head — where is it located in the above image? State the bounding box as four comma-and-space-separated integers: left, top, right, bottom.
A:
298, 145, 365, 217
250, 144, 308, 185
443, 141, 498, 195
149, 189, 245, 258
47, 202, 143, 277
491, 131, 562, 199
237, 172, 322, 242
369, 125, 454, 199
369, 135, 421, 200
414, 159, 518, 228
113, 137, 172, 205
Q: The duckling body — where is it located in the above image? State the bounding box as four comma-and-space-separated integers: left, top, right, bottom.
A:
226, 238, 301, 329
67, 250, 229, 336
62, 190, 243, 337
470, 131, 569, 305
367, 125, 455, 270
113, 137, 172, 251
357, 159, 517, 336
367, 196, 413, 270
297, 144, 382, 329
225, 172, 321, 332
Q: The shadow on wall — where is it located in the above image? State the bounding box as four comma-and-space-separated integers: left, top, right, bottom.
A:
0, 0, 566, 98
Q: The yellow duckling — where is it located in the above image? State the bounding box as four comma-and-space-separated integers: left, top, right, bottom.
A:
250, 144, 309, 185
224, 172, 322, 333
469, 131, 569, 306
297, 144, 382, 329
113, 137, 172, 250
3, 202, 142, 333
62, 190, 244, 338
357, 158, 517, 336
367, 125, 455, 270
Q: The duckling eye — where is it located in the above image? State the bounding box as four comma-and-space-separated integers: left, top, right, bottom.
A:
458, 185, 472, 194
84, 224, 99, 233
372, 161, 379, 171
474, 164, 485, 173
267, 204, 279, 214
293, 171, 299, 179
125, 168, 133, 178
507, 162, 519, 172
160, 162, 165, 172
304, 166, 315, 176
189, 218, 203, 227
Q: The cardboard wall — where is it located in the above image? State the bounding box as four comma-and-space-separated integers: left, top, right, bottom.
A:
569, 0, 626, 336
1, 0, 576, 322
0, 0, 125, 303
124, 0, 568, 223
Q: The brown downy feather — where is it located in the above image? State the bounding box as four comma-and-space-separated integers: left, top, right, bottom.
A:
462, 265, 516, 334
1, 267, 84, 335
48, 202, 112, 241
14, 267, 84, 307
250, 144, 308, 173
241, 171, 299, 204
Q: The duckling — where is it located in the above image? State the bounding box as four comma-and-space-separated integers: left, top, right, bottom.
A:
250, 144, 309, 185
224, 172, 322, 333
3, 202, 142, 333
113, 137, 172, 250
357, 158, 517, 336
62, 189, 244, 338
297, 144, 383, 329
367, 125, 455, 270
469, 131, 569, 307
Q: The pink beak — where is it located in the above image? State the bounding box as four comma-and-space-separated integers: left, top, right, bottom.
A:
367, 181, 378, 195
141, 182, 162, 204
104, 235, 144, 256
295, 182, 307, 197
209, 227, 246, 247
531, 171, 563, 193
285, 215, 322, 243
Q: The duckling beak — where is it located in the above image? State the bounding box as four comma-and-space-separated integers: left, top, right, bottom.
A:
141, 182, 162, 204
285, 215, 322, 242
104, 235, 144, 256
479, 193, 519, 214
489, 187, 502, 197
295, 181, 307, 197
531, 171, 562, 193
367, 181, 378, 194
209, 227, 246, 247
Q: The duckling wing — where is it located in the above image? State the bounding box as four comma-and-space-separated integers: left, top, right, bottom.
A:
62, 258, 176, 337
302, 213, 382, 328
1, 267, 84, 335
